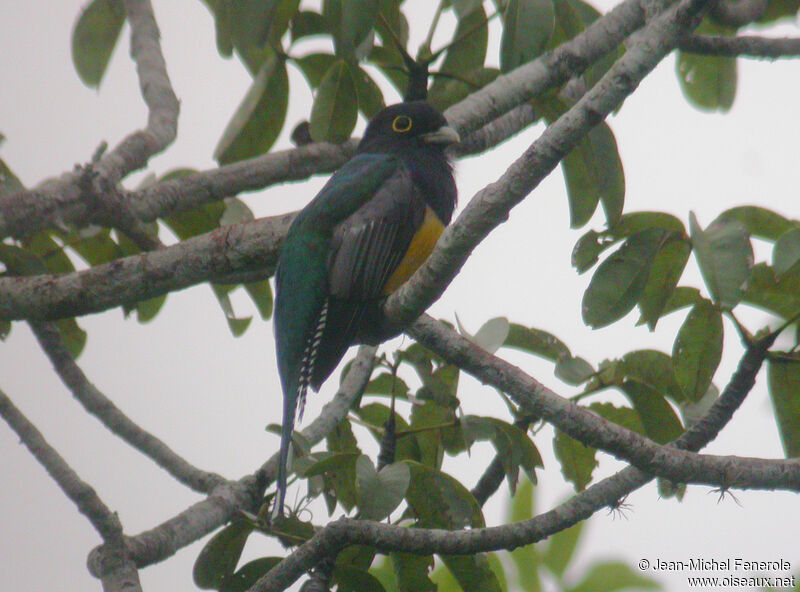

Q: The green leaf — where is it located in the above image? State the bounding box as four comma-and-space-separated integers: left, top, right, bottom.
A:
759, 0, 800, 22
222, 557, 282, 592
582, 228, 668, 328
193, 521, 254, 589
54, 318, 88, 358
508, 478, 542, 591
244, 280, 273, 320
536, 96, 625, 227
135, 295, 167, 324
543, 521, 584, 577
0, 319, 10, 341
404, 461, 484, 528
215, 54, 289, 164
618, 350, 685, 404
427, 67, 500, 112
391, 553, 436, 592
718, 206, 794, 242
290, 10, 327, 43
500, 0, 555, 72
689, 212, 753, 310
743, 263, 800, 319
0, 156, 25, 199
71, 0, 125, 87
658, 286, 702, 318
294, 52, 338, 88
676, 21, 737, 112
212, 285, 252, 337
437, 5, 488, 75
637, 235, 691, 330
335, 564, 388, 592
229, 0, 300, 53
440, 554, 504, 592
309, 59, 358, 143
356, 456, 410, 521
620, 380, 684, 444
767, 358, 800, 458
773, 228, 800, 276
453, 0, 484, 17
503, 324, 571, 362
349, 63, 386, 118
553, 428, 597, 491
555, 356, 595, 385
326, 419, 361, 511
672, 299, 723, 402
428, 5, 488, 109
323, 0, 379, 58
567, 561, 662, 592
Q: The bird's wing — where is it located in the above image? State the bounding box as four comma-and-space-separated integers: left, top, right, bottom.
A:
306, 167, 425, 389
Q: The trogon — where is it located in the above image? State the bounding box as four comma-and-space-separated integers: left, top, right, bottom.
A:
272, 101, 459, 517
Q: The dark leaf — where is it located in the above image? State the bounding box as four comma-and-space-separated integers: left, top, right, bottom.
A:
689, 212, 753, 310
404, 461, 484, 528
672, 299, 723, 401
334, 564, 387, 592
582, 228, 668, 328
568, 561, 662, 592
0, 156, 25, 198
620, 380, 684, 444
503, 323, 571, 362
500, 0, 555, 72
773, 227, 800, 276
215, 54, 289, 163
290, 10, 328, 43
323, 0, 379, 58
223, 557, 282, 592
676, 21, 737, 111
349, 63, 386, 118
743, 263, 800, 319
553, 428, 597, 491
637, 235, 692, 330
71, 0, 125, 87
618, 350, 685, 404
295, 52, 338, 88
309, 59, 358, 143
767, 358, 800, 458
391, 553, 436, 592
193, 521, 254, 589
717, 206, 794, 242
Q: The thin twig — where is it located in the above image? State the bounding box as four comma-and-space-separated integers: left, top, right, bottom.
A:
30, 321, 226, 494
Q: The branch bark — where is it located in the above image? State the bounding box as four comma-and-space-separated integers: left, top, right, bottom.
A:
680, 34, 800, 58
87, 346, 376, 573
31, 321, 225, 493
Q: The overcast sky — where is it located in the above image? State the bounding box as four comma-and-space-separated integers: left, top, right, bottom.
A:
1, 1, 799, 591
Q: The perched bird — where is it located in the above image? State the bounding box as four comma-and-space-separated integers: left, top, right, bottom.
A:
272, 101, 459, 517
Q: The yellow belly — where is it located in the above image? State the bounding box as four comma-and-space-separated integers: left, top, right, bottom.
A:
383, 207, 445, 295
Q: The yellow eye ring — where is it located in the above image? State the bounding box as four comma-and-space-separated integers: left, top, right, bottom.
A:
392, 115, 413, 133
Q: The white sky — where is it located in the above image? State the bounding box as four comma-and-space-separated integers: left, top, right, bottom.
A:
1, 1, 799, 591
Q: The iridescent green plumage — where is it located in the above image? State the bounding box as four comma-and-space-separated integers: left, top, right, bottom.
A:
273, 102, 458, 517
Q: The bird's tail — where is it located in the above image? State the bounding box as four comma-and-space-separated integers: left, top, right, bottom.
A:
271, 382, 300, 520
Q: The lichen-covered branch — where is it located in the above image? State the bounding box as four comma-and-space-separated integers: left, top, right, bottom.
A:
681, 34, 800, 58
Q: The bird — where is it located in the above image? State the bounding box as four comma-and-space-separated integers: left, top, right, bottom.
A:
272, 101, 459, 517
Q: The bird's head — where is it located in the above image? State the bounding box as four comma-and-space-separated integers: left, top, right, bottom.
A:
358, 101, 460, 154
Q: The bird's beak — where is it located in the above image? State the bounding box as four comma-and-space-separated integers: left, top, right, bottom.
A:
422, 125, 460, 146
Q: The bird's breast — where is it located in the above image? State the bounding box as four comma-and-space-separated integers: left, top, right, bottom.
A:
382, 207, 445, 295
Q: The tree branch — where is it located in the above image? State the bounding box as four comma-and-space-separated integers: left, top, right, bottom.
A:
680, 34, 800, 58
411, 315, 800, 491
709, 0, 767, 27
0, 0, 179, 241
87, 346, 376, 573
30, 321, 225, 493
381, 0, 708, 330
0, 386, 144, 590
0, 213, 293, 321
251, 313, 778, 591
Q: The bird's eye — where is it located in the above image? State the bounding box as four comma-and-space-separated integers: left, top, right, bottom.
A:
392, 115, 413, 133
